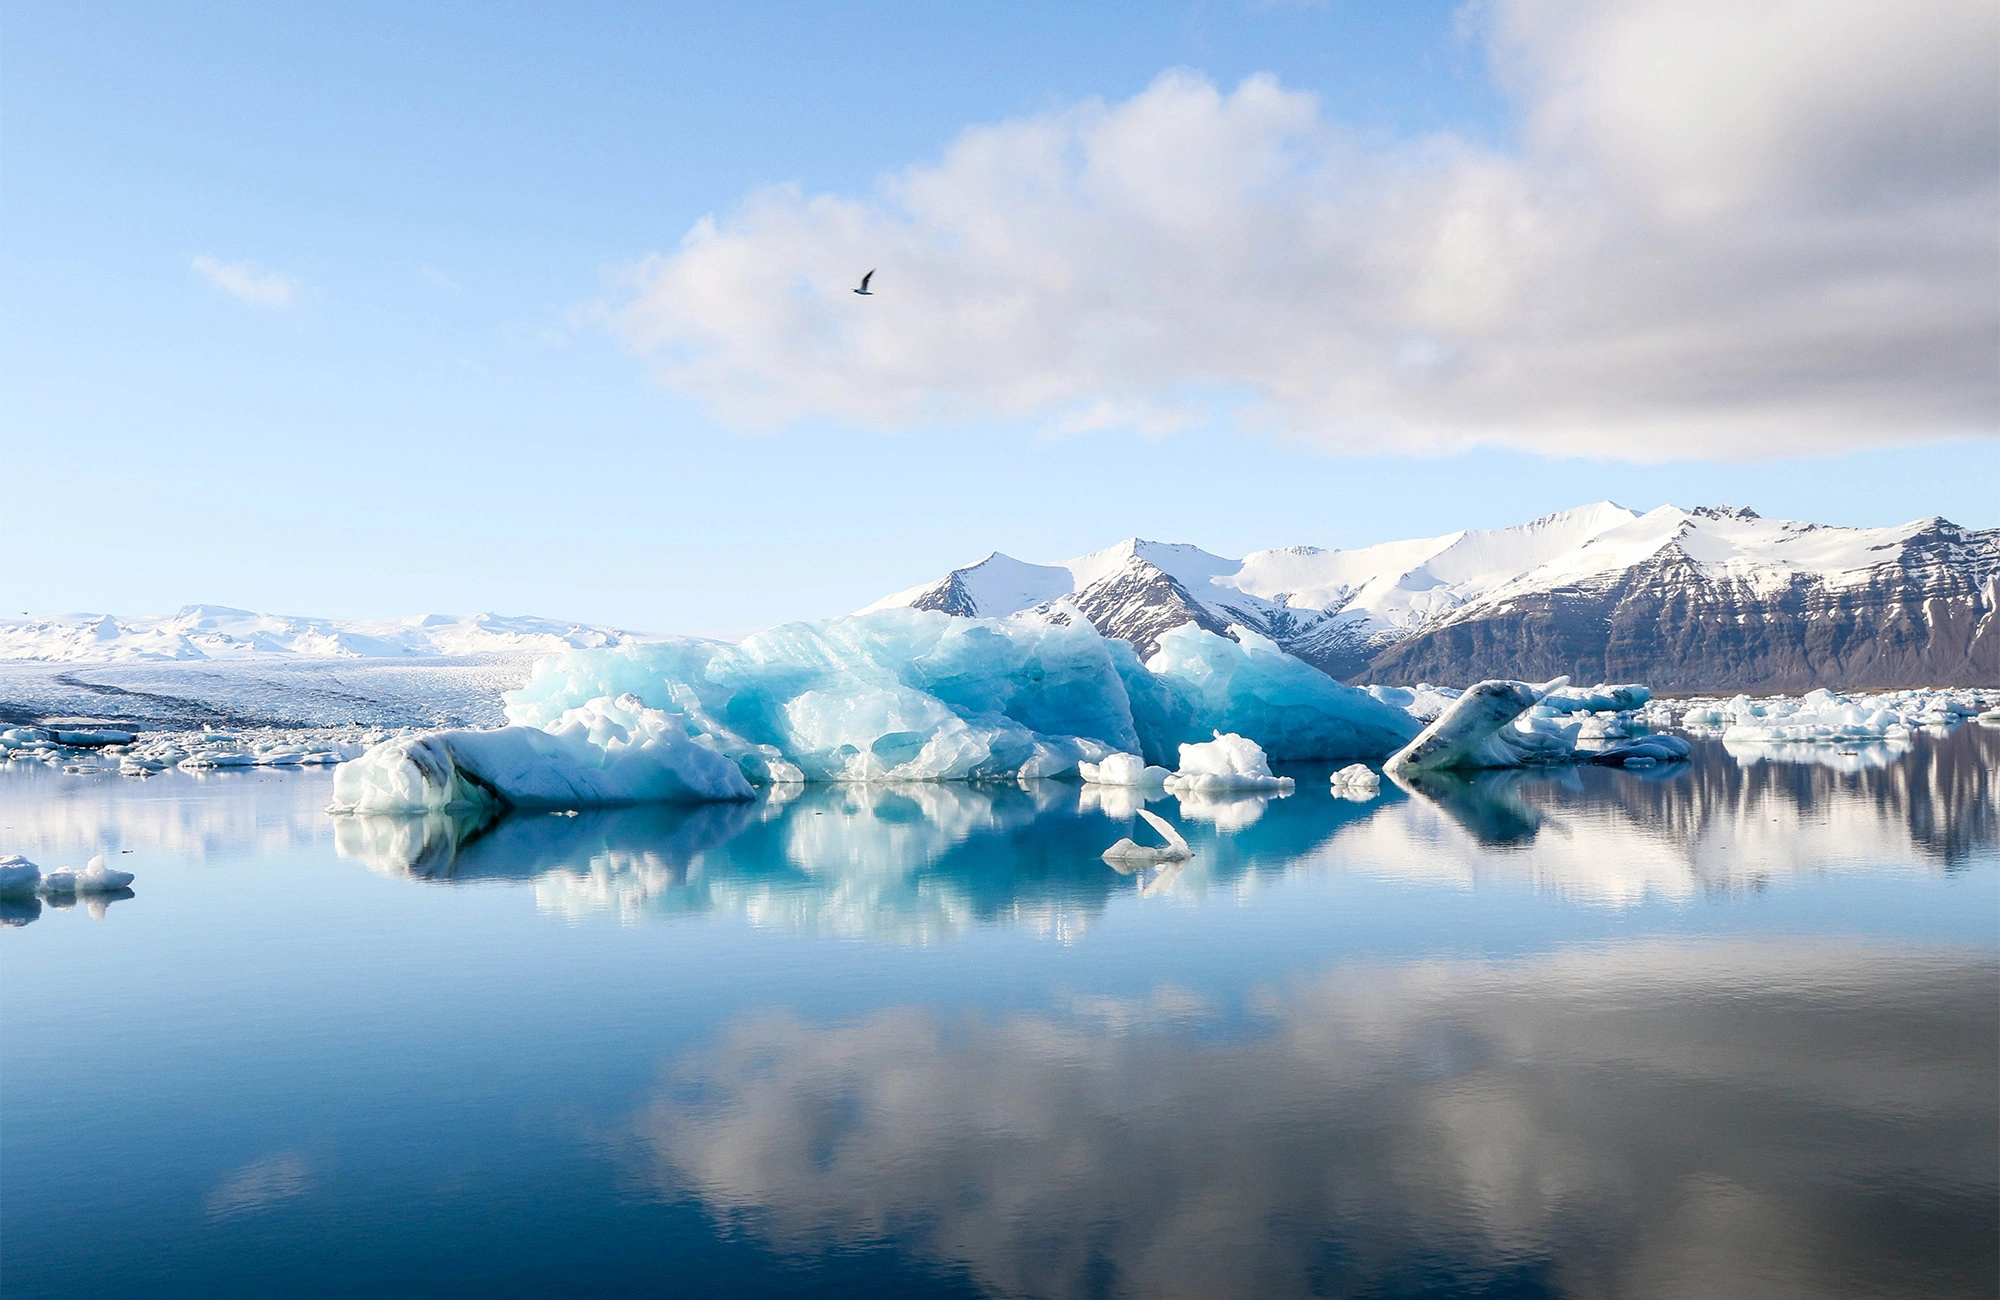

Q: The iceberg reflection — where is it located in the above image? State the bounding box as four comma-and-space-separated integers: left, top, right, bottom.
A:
325, 725, 2000, 929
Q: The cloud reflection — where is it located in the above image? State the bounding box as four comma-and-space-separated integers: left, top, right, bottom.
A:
627, 940, 1998, 1300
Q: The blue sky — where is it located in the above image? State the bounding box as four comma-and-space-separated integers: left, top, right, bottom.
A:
5, 1, 1994, 634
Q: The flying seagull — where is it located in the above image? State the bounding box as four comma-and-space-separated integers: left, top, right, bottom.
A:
853, 269, 875, 296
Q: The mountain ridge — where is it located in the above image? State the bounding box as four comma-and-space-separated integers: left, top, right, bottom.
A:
866, 504, 2000, 689
0, 606, 646, 664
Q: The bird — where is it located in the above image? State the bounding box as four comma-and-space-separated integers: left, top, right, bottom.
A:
853, 269, 875, 296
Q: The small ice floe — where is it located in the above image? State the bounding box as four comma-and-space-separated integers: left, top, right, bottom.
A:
50, 728, 137, 746
1163, 733, 1294, 795
1329, 763, 1382, 799
1676, 687, 1998, 743
0, 855, 42, 894
40, 854, 137, 895
1078, 753, 1172, 786
1585, 735, 1692, 767
0, 855, 134, 920
1101, 808, 1193, 865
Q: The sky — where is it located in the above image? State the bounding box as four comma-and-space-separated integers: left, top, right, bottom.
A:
4, 0, 1995, 636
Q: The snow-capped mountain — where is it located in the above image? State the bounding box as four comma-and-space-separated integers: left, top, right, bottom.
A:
866, 505, 2000, 690
0, 606, 642, 664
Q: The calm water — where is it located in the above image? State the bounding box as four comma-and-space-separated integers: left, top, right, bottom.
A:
4, 731, 1996, 1300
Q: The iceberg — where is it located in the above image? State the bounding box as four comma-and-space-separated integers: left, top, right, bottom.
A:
32, 854, 135, 896
1385, 680, 1579, 773
1101, 807, 1193, 865
1535, 684, 1651, 715
0, 855, 41, 894
1385, 677, 1688, 774
1163, 732, 1295, 795
424, 610, 1419, 810
1586, 735, 1692, 767
504, 611, 1136, 784
1078, 753, 1172, 786
329, 694, 754, 813
1330, 763, 1381, 793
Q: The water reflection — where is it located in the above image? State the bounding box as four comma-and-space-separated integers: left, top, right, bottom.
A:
316, 725, 2000, 932
1344, 727, 1998, 904
628, 940, 1998, 1300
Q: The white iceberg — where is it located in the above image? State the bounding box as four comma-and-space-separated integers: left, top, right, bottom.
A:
1163, 732, 1295, 794
1330, 763, 1381, 791
329, 694, 754, 813
1535, 684, 1651, 715
1078, 752, 1172, 786
0, 855, 41, 894
36, 855, 136, 895
1101, 807, 1193, 865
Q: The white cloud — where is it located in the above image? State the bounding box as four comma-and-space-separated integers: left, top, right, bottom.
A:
615, 0, 1998, 459
191, 255, 298, 307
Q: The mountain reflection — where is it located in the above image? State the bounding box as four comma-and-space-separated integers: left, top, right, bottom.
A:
627, 939, 1998, 1300
325, 725, 1999, 933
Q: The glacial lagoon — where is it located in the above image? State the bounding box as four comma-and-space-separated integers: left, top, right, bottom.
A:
3, 728, 1995, 1299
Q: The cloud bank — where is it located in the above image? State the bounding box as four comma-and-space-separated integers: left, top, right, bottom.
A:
191, 255, 298, 307
616, 0, 1998, 458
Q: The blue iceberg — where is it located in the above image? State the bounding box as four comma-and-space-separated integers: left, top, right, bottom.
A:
336, 610, 1423, 811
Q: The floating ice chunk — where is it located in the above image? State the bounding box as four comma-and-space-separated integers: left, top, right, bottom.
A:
1163, 732, 1295, 794
1101, 807, 1192, 865
32, 855, 132, 897
330, 694, 754, 813
1715, 688, 1917, 745
1587, 735, 1692, 766
50, 728, 137, 746
1078, 752, 1172, 786
72, 855, 135, 893
1330, 763, 1381, 791
0, 855, 41, 894
1535, 684, 1650, 715
1385, 679, 1581, 773
181, 750, 257, 769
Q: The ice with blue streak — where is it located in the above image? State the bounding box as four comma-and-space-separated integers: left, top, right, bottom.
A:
334, 610, 1425, 809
